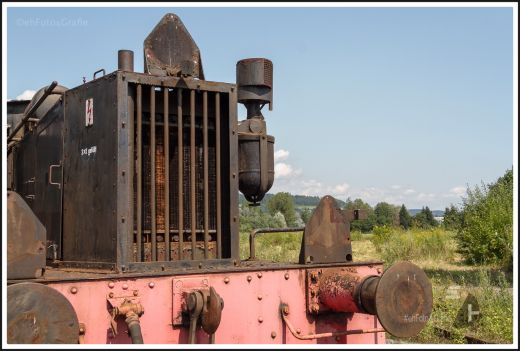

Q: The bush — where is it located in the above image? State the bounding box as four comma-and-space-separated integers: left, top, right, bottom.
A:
350, 230, 364, 241
456, 169, 513, 269
371, 226, 454, 265
299, 207, 313, 224
370, 225, 393, 252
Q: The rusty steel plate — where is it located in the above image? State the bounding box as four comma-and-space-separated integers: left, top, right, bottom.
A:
374, 261, 433, 338
299, 195, 352, 264
7, 283, 79, 344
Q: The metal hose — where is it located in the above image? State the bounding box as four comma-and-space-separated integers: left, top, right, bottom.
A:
125, 312, 144, 344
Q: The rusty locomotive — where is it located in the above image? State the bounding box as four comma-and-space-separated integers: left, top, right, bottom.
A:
6, 13, 433, 344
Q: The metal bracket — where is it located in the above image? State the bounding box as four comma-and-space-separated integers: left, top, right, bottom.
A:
172, 276, 210, 326
343, 209, 368, 221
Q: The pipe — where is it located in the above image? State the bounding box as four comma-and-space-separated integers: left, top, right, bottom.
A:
118, 50, 134, 72
7, 81, 58, 144
317, 273, 380, 314
125, 312, 144, 344
280, 304, 384, 340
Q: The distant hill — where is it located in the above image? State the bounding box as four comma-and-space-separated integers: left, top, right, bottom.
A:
408, 209, 444, 217
238, 193, 345, 209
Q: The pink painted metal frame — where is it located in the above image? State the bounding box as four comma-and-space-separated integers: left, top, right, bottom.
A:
48, 265, 385, 344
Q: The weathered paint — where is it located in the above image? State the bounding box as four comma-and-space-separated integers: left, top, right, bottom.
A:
47, 266, 385, 344
318, 272, 363, 313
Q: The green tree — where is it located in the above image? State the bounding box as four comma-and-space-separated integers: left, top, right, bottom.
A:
300, 207, 313, 224
423, 206, 438, 227
344, 198, 375, 232
239, 205, 286, 233
399, 204, 412, 230
412, 206, 438, 228
267, 192, 298, 227
374, 202, 398, 227
456, 169, 513, 269
412, 210, 428, 229
443, 204, 463, 231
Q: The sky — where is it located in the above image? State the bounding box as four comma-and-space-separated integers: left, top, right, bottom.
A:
5, 5, 515, 210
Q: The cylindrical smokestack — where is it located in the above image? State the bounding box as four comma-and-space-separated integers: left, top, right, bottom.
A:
118, 50, 134, 72
236, 58, 273, 113
236, 58, 275, 206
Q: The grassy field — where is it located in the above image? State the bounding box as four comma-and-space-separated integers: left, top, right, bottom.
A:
239, 228, 513, 344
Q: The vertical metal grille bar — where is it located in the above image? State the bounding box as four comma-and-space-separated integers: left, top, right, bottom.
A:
215, 92, 222, 259
203, 91, 209, 259
177, 89, 184, 260
163, 88, 170, 261
190, 90, 196, 260
150, 87, 157, 261
136, 84, 142, 262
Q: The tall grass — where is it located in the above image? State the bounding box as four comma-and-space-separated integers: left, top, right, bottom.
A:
404, 269, 513, 344
239, 231, 303, 262
350, 230, 365, 241
370, 226, 455, 265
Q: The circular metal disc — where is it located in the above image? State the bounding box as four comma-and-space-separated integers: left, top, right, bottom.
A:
7, 282, 79, 344
375, 261, 433, 338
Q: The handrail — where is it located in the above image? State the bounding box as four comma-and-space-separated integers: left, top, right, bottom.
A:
248, 227, 305, 260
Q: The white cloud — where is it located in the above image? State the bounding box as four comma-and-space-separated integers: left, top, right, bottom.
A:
300, 179, 323, 195
273, 148, 302, 180
417, 192, 436, 200
16, 90, 36, 100
274, 162, 294, 178
268, 148, 451, 208
274, 149, 289, 162
294, 179, 350, 199
450, 186, 466, 197
332, 183, 350, 197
